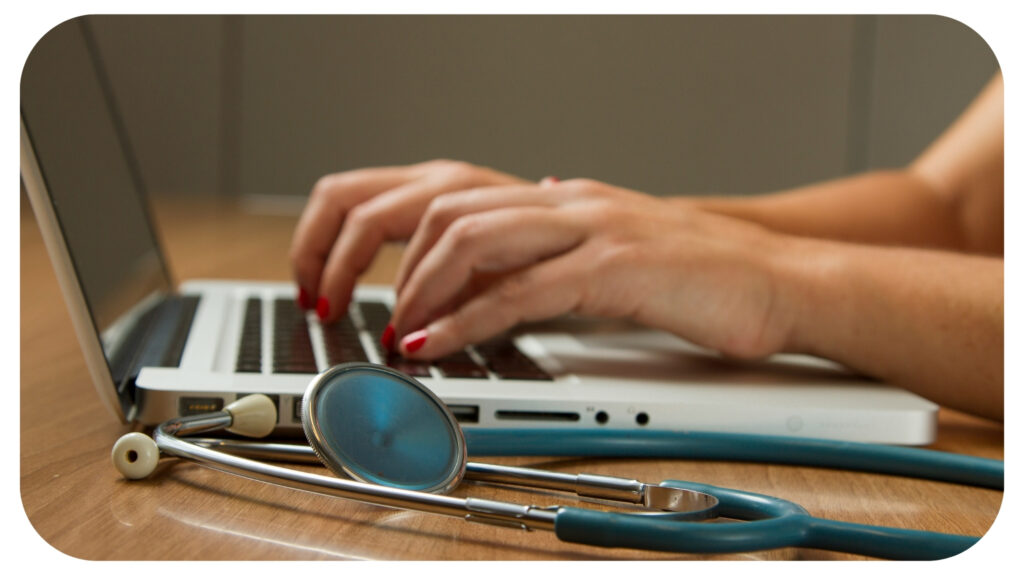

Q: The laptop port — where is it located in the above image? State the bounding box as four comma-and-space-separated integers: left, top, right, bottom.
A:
495, 410, 580, 422
635, 412, 650, 426
178, 396, 224, 416
447, 404, 479, 424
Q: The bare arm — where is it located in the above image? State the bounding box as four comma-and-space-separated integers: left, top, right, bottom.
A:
778, 237, 1003, 420
680, 73, 1004, 255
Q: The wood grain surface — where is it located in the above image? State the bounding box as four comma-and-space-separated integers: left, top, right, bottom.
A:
19, 194, 1004, 561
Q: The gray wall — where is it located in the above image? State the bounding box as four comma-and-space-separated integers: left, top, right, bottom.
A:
84, 15, 998, 201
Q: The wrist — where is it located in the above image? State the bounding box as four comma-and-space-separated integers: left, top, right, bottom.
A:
766, 234, 856, 359
760, 233, 838, 357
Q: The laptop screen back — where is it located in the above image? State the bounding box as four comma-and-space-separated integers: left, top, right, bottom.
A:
22, 18, 172, 335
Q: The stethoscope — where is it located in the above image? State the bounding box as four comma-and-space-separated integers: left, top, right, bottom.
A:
112, 363, 1002, 560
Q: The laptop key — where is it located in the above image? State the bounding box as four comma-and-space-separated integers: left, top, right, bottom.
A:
435, 350, 489, 379
358, 301, 392, 333
475, 338, 553, 381
322, 315, 369, 366
383, 351, 433, 377
235, 297, 263, 373
273, 298, 317, 374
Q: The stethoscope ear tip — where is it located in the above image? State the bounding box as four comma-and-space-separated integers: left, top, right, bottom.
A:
112, 432, 160, 480
224, 394, 278, 438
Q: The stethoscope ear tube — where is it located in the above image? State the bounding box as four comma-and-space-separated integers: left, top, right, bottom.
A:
554, 480, 981, 560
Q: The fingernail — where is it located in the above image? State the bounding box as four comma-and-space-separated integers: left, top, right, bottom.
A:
316, 297, 330, 320
540, 176, 559, 187
297, 287, 312, 309
380, 324, 396, 350
401, 329, 428, 354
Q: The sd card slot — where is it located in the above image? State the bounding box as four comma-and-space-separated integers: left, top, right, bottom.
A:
494, 410, 580, 422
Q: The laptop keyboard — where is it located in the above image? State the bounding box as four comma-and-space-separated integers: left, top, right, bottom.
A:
235, 297, 553, 381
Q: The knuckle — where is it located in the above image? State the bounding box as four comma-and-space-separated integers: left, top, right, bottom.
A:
495, 273, 531, 306
576, 200, 618, 227
597, 241, 639, 270
445, 306, 472, 337
445, 215, 486, 249
436, 160, 478, 184
424, 194, 463, 226
422, 158, 458, 169
310, 173, 342, 201
345, 203, 382, 232
559, 177, 605, 199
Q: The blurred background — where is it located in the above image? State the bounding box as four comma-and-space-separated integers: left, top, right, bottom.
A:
34, 15, 999, 204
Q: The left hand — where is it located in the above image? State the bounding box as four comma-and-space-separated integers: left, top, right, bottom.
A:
388, 178, 800, 361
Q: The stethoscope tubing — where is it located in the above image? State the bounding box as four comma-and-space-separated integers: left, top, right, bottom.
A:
463, 429, 1004, 489
555, 480, 980, 559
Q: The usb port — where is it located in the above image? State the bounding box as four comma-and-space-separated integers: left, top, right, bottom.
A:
179, 396, 224, 416
447, 404, 479, 424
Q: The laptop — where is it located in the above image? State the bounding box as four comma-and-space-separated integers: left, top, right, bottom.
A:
21, 18, 938, 444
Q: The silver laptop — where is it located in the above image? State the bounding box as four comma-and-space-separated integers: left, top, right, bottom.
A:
21, 18, 938, 444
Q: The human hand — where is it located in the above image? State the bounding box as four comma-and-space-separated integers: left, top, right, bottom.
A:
388, 178, 800, 360
289, 159, 530, 321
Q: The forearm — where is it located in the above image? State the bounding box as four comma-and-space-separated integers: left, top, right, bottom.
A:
677, 74, 1003, 256
674, 169, 973, 251
775, 237, 1003, 420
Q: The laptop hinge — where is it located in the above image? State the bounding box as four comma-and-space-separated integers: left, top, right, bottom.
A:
112, 294, 201, 396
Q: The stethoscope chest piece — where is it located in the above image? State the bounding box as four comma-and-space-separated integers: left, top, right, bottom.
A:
301, 362, 467, 494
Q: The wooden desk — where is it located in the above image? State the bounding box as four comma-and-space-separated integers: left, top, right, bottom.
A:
20, 194, 1004, 560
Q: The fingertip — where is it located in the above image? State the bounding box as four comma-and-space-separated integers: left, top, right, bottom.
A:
380, 323, 396, 351
316, 295, 351, 324
297, 286, 313, 310
397, 321, 466, 360
400, 329, 429, 354
539, 175, 560, 188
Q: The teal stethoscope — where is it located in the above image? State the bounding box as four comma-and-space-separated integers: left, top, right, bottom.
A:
112, 363, 1002, 560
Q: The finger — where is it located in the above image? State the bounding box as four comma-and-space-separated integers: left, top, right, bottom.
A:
391, 206, 585, 338
289, 167, 416, 306
394, 185, 566, 293
397, 252, 584, 359
315, 177, 467, 322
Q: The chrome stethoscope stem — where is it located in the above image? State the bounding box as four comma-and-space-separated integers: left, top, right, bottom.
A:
156, 414, 559, 531
188, 437, 718, 515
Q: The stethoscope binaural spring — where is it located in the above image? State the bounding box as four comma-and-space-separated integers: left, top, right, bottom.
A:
111, 362, 999, 560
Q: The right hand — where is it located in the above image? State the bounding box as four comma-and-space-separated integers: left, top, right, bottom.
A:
289, 159, 530, 322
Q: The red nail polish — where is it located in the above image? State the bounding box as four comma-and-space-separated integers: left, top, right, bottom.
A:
316, 297, 330, 320
297, 287, 312, 309
402, 330, 428, 353
380, 324, 396, 350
